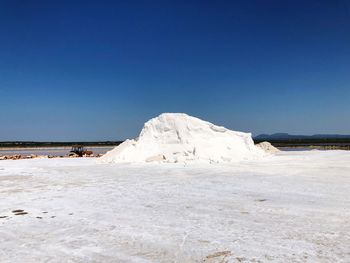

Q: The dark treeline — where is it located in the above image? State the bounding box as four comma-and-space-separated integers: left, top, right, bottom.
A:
0, 141, 123, 148
254, 138, 350, 147
3, 138, 350, 149
254, 138, 350, 145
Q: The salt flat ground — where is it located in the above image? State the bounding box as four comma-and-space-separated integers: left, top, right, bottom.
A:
0, 151, 349, 263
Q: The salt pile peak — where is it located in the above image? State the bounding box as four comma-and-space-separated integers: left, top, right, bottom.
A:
100, 113, 265, 163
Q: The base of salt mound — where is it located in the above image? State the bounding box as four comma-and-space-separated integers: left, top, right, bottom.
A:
100, 113, 265, 164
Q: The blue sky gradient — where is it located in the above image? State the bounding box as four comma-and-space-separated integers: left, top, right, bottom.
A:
1, 0, 350, 140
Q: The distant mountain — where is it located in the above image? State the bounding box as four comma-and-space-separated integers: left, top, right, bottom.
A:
254, 133, 350, 141
255, 133, 294, 140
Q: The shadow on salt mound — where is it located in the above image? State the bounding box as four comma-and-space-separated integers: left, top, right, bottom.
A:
99, 113, 267, 164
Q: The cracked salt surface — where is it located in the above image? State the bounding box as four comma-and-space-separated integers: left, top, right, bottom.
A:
0, 150, 350, 262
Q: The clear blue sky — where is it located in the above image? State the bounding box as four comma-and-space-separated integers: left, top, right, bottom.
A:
1, 0, 349, 141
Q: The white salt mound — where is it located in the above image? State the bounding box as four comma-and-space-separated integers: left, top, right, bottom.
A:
256, 141, 280, 154
100, 113, 265, 164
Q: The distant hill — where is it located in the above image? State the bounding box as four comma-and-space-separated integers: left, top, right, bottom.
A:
255, 133, 350, 141
254, 133, 350, 147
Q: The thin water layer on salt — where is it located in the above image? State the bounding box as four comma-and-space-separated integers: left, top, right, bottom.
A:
0, 147, 114, 157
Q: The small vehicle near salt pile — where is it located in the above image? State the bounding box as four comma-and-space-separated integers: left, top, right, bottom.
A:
69, 145, 93, 157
